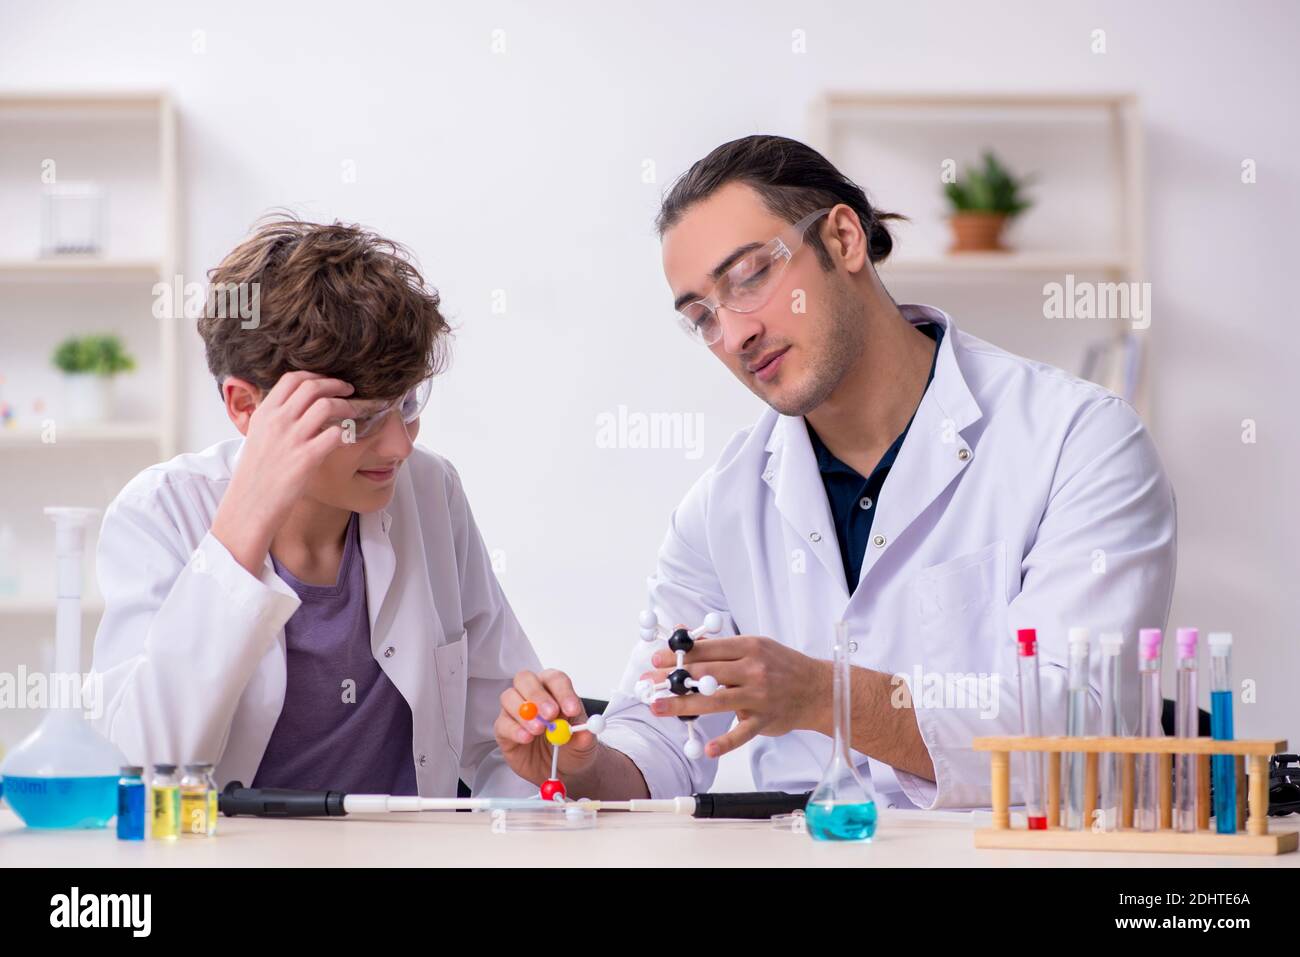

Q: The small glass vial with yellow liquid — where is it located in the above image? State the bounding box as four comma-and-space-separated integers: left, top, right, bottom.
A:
180, 763, 218, 837
150, 764, 181, 840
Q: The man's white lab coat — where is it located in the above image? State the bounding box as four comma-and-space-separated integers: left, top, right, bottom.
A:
597, 305, 1176, 809
88, 440, 541, 797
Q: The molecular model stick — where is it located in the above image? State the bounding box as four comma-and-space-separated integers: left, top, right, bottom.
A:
517, 701, 605, 802
634, 610, 724, 759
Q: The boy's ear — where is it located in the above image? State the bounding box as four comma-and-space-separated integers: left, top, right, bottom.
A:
222, 376, 263, 436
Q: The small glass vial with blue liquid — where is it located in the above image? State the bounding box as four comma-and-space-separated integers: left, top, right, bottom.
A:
116, 766, 146, 840
805, 622, 878, 842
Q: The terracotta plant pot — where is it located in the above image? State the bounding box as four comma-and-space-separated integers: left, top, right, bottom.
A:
948, 212, 1009, 252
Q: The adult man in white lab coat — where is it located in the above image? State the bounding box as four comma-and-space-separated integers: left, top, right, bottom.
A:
90, 216, 540, 798
495, 135, 1175, 809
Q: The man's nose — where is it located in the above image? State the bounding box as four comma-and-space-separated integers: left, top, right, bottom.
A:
717, 306, 763, 356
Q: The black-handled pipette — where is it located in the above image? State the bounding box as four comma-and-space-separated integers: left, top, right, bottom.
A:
219, 782, 810, 820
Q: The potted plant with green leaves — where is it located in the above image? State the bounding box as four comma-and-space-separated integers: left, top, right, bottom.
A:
51, 334, 136, 423
943, 151, 1034, 252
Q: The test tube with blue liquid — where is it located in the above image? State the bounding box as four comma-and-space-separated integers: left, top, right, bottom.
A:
1135, 628, 1163, 831
805, 621, 877, 842
1063, 628, 1090, 830
1208, 632, 1236, 834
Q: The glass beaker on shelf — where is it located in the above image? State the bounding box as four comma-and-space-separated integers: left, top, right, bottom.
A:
805, 621, 878, 842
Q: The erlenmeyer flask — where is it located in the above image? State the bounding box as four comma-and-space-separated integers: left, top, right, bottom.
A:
806, 621, 878, 841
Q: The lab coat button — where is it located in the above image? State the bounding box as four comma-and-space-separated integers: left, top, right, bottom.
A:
419, 754, 427, 766
809, 531, 822, 543
849, 641, 859, 653
873, 534, 887, 548
384, 646, 395, 658
958, 448, 971, 461
762, 470, 774, 481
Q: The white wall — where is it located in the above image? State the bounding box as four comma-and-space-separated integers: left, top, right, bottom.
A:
2, 0, 1297, 781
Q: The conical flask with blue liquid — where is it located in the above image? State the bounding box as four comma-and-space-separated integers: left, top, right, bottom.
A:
805, 621, 878, 841
0, 507, 126, 828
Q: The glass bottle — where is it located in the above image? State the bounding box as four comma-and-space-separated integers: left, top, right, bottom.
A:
150, 764, 180, 840
116, 766, 146, 840
806, 621, 878, 842
180, 763, 217, 837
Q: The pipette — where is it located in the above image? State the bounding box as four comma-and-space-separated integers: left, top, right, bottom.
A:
218, 783, 812, 819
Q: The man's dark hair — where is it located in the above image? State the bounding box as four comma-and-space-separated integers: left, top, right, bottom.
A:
656, 134, 906, 269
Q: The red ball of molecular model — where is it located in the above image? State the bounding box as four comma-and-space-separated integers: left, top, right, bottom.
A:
518, 701, 605, 802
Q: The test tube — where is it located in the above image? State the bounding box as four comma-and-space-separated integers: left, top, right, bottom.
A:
1098, 632, 1124, 832
1173, 628, 1199, 832
1134, 628, 1163, 831
1015, 629, 1046, 830
1208, 632, 1236, 834
1063, 628, 1090, 830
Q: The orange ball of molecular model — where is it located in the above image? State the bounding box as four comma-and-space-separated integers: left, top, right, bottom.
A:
517, 701, 605, 802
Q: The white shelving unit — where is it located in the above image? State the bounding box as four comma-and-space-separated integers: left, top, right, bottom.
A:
0, 91, 179, 628
807, 91, 1149, 416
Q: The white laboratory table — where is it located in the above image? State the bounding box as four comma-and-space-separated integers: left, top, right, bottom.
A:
2, 807, 1298, 867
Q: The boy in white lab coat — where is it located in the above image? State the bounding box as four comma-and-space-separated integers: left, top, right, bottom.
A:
90, 215, 541, 798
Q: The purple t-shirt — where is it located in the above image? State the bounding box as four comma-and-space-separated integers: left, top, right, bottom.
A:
252, 511, 418, 795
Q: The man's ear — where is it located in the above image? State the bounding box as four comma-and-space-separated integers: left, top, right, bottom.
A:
826, 204, 869, 274
221, 377, 262, 436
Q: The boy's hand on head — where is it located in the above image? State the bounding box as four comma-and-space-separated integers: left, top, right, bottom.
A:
211, 371, 357, 576
494, 669, 600, 787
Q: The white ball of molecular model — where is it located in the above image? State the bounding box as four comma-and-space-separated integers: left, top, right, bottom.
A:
635, 610, 724, 759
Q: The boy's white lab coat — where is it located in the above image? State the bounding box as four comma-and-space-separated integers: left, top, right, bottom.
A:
597, 305, 1177, 810
89, 441, 540, 798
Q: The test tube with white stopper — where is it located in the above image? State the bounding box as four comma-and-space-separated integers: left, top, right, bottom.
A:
1063, 627, 1090, 830
1097, 631, 1125, 832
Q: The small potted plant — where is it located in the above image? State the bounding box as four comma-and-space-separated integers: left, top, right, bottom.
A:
51, 334, 136, 423
943, 151, 1034, 252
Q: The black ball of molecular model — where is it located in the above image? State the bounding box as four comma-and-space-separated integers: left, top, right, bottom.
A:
634, 610, 724, 759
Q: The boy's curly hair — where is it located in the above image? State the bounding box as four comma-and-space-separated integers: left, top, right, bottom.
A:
198, 213, 450, 400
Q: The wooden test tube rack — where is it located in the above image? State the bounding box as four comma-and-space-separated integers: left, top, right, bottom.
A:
972, 735, 1298, 855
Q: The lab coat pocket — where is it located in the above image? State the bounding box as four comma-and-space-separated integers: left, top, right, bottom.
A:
434, 631, 468, 763
911, 541, 1009, 671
